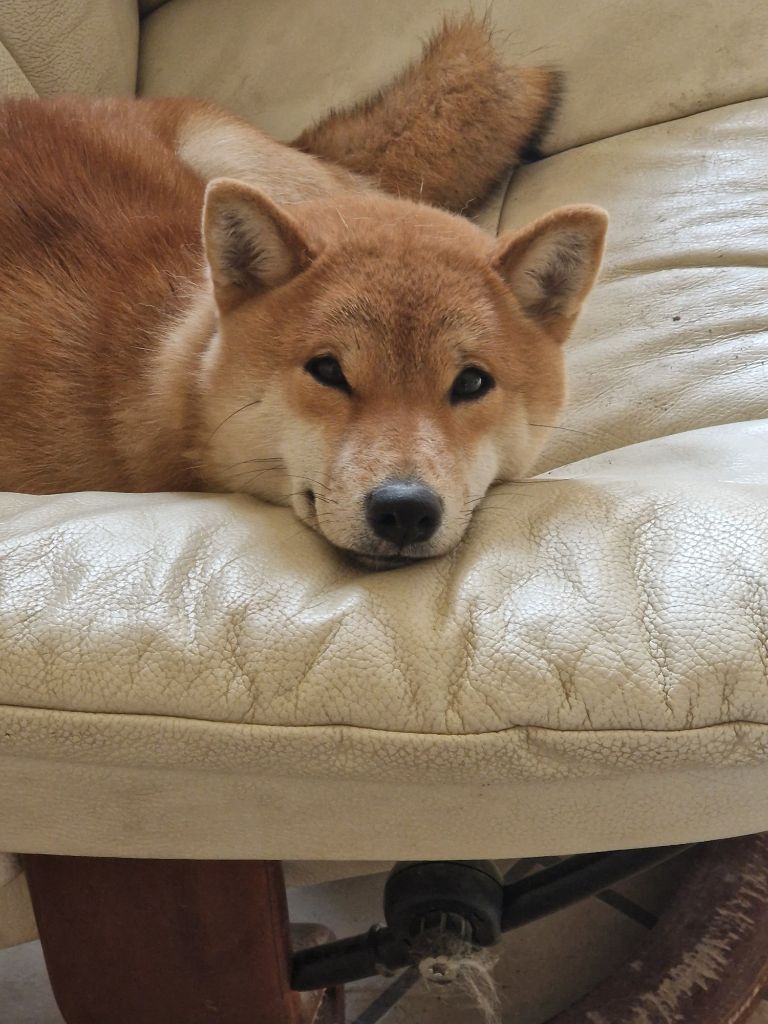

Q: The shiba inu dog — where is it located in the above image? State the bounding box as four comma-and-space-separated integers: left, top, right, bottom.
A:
0, 18, 606, 567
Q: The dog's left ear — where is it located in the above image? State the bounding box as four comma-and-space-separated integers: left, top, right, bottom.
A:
492, 205, 608, 343
203, 178, 316, 312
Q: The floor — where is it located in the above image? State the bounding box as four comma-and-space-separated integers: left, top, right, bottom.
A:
1, 855, 767, 1024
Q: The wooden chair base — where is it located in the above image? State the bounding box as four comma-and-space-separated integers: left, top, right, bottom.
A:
22, 835, 768, 1024
548, 833, 768, 1024
23, 856, 342, 1024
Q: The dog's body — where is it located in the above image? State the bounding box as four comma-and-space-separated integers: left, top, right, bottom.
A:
0, 20, 606, 565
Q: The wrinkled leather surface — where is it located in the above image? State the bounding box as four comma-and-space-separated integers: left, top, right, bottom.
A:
502, 99, 768, 473
139, 0, 768, 154
1, 417, 768, 863
0, 0, 138, 97
545, 420, 768, 486
0, 462, 766, 740
0, 39, 35, 98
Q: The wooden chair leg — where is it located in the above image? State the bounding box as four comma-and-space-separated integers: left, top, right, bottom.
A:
546, 834, 768, 1024
23, 856, 343, 1024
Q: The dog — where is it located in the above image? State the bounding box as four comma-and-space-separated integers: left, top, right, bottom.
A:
0, 18, 607, 568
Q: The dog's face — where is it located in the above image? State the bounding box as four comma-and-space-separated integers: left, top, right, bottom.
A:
197, 182, 607, 567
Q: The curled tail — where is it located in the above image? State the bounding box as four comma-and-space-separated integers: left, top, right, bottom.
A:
292, 16, 561, 213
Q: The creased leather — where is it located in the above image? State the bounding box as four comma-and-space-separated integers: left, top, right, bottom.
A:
0, 40, 36, 98
0, 429, 766, 772
501, 100, 768, 473
0, 0, 138, 97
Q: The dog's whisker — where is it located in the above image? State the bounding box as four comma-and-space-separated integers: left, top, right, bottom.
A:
219, 456, 283, 471
280, 491, 340, 507
299, 478, 332, 493
221, 465, 337, 499
207, 399, 263, 442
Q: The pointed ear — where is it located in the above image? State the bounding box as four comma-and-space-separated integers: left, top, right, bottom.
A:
492, 205, 608, 343
203, 178, 315, 312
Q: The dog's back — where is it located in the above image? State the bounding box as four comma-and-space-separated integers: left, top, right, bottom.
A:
0, 99, 206, 492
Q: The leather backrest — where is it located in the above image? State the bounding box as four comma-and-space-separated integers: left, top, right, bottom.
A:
138, 0, 767, 150
0, 0, 138, 97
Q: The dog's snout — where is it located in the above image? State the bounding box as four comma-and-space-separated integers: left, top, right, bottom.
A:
365, 481, 442, 547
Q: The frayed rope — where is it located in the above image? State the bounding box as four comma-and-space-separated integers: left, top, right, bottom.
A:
411, 931, 501, 1024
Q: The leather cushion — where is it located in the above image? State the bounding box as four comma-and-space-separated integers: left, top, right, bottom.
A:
1, 417, 767, 860
500, 99, 768, 473
0, 0, 138, 98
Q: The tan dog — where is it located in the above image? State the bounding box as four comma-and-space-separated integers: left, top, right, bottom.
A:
0, 18, 606, 567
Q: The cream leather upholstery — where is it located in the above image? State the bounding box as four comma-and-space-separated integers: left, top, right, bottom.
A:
508, 98, 768, 471
0, 1, 137, 97
2, 444, 768, 862
1, 0, 767, 949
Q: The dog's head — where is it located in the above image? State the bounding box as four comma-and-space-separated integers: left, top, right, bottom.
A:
196, 181, 607, 567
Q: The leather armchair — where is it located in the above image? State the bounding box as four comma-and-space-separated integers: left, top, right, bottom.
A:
1, 1, 767, 1021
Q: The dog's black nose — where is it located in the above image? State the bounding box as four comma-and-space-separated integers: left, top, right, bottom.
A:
365, 481, 443, 547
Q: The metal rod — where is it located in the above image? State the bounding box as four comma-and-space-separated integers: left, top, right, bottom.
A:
290, 843, 697, 992
291, 925, 409, 991
501, 844, 696, 930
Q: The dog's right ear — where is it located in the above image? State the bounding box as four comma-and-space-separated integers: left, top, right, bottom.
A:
203, 179, 315, 312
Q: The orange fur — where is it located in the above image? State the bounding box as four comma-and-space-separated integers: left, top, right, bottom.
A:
0, 22, 605, 563
0, 98, 205, 494
294, 15, 561, 211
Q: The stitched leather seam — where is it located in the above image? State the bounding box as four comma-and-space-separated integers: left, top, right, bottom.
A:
0, 702, 767, 737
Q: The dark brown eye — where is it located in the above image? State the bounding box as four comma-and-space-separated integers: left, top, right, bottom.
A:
304, 356, 351, 393
450, 366, 495, 403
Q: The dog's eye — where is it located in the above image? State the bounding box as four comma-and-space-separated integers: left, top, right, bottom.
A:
450, 366, 495, 403
304, 356, 351, 394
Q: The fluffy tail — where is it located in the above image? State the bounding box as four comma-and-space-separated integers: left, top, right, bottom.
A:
292, 16, 561, 212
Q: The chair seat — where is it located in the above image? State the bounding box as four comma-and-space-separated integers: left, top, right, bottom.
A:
1, 411, 767, 861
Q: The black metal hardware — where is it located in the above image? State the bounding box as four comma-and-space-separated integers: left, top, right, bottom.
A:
385, 860, 503, 947
290, 843, 696, 991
